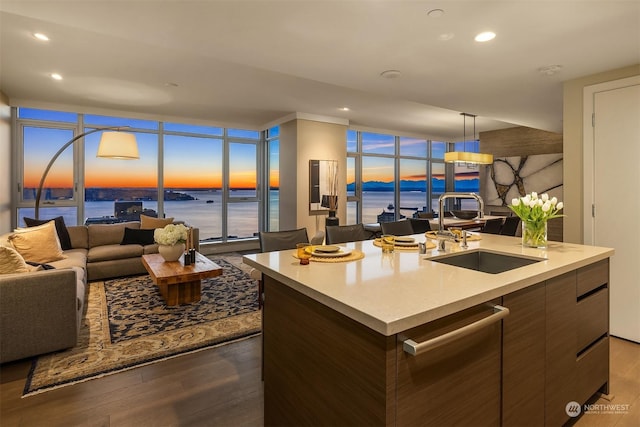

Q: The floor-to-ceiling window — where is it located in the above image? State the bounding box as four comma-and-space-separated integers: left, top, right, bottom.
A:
227, 130, 260, 239
83, 114, 160, 225
266, 126, 280, 232
162, 123, 223, 242
346, 130, 445, 224
15, 107, 267, 243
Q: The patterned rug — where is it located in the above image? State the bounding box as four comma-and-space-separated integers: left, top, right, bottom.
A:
23, 254, 261, 397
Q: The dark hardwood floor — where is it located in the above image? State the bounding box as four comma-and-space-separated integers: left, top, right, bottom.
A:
1, 336, 263, 427
1, 333, 638, 426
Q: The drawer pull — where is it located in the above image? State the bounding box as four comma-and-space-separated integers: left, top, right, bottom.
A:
403, 304, 510, 356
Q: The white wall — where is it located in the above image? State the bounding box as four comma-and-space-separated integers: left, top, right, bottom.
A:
0, 92, 11, 233
279, 117, 347, 240
562, 64, 640, 243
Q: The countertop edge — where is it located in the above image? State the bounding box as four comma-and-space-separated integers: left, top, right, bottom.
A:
243, 247, 614, 336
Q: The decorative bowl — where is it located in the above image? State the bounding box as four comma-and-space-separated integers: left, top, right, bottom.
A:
451, 210, 479, 220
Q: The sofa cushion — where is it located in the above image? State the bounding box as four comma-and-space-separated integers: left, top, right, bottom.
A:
0, 246, 41, 274
9, 221, 67, 264
120, 227, 155, 246
143, 243, 160, 254
88, 244, 144, 263
88, 222, 139, 247
23, 216, 73, 250
49, 249, 88, 273
140, 214, 174, 229
67, 226, 89, 249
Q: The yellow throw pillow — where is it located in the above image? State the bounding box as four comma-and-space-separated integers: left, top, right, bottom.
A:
0, 246, 41, 274
140, 214, 174, 229
9, 221, 67, 264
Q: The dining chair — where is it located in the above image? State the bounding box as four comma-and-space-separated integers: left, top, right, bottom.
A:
259, 228, 309, 253
481, 218, 504, 234
415, 212, 435, 219
380, 220, 414, 236
499, 216, 521, 236
325, 224, 370, 245
256, 227, 310, 311
408, 218, 432, 233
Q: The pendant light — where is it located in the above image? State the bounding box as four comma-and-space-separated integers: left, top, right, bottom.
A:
444, 113, 494, 165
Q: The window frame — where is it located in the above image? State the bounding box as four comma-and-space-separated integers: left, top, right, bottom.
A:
13, 107, 268, 244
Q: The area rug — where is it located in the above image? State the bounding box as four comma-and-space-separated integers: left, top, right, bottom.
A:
23, 254, 261, 397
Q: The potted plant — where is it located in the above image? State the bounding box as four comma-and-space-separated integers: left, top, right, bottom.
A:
154, 223, 189, 261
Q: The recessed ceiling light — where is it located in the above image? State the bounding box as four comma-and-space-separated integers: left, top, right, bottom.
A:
339, 107, 350, 112
380, 70, 401, 79
475, 31, 496, 42
33, 32, 49, 41
51, 73, 62, 80
538, 65, 563, 76
427, 8, 444, 18
437, 33, 455, 41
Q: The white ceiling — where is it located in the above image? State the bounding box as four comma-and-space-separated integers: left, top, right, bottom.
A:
1, 1, 638, 141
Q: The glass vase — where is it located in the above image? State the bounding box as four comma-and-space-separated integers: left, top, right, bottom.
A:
521, 220, 547, 249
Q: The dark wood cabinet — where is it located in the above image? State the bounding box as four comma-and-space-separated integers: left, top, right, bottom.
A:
502, 260, 610, 427
502, 283, 546, 426
263, 275, 395, 426
545, 271, 578, 426
396, 303, 502, 426
262, 259, 610, 426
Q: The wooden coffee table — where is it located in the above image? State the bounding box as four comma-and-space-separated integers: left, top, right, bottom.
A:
141, 252, 222, 306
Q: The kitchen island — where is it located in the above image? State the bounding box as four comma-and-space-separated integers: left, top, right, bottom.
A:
243, 233, 613, 426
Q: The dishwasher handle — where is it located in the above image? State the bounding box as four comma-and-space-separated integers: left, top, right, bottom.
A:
403, 304, 510, 356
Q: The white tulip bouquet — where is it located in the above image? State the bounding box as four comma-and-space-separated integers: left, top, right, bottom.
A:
509, 192, 564, 222
509, 192, 564, 248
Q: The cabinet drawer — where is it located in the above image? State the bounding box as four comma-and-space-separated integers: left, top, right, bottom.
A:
396, 302, 502, 426
577, 259, 609, 297
577, 287, 609, 351
576, 336, 609, 405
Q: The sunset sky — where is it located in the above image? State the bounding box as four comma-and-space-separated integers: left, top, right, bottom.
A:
24, 128, 261, 189
23, 112, 467, 192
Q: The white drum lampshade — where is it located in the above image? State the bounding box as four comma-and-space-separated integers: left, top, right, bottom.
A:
97, 132, 139, 159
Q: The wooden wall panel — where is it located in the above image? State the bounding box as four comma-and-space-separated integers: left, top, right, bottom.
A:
480, 126, 562, 158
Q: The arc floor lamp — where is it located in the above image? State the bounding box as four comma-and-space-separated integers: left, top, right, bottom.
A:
34, 126, 139, 219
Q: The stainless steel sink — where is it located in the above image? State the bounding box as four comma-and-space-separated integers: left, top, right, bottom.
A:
428, 250, 544, 274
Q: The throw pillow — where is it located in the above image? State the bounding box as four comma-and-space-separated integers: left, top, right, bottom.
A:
140, 214, 174, 229
9, 221, 67, 264
0, 246, 41, 274
120, 227, 155, 245
23, 216, 73, 250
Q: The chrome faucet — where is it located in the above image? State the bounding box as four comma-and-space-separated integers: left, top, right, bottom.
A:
436, 230, 459, 251
438, 192, 485, 231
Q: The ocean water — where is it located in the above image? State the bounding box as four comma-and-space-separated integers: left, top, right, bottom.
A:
21, 189, 479, 241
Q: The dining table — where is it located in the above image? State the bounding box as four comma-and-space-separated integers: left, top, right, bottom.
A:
364, 215, 505, 236
428, 214, 505, 231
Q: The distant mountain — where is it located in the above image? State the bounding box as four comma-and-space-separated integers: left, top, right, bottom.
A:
83, 188, 195, 201
347, 179, 452, 192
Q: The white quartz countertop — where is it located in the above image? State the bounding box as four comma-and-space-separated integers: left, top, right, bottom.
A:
243, 234, 614, 336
